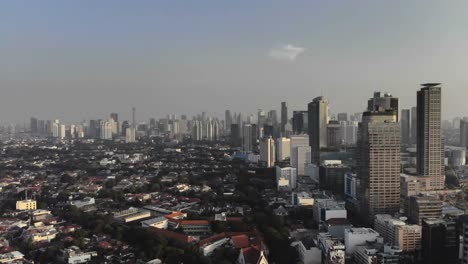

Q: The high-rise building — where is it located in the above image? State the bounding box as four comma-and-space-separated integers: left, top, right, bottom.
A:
290, 135, 310, 175
407, 195, 442, 225
292, 111, 308, 134
281, 102, 288, 133
367, 92, 400, 121
100, 120, 113, 140
225, 110, 232, 134
110, 113, 118, 122
132, 107, 136, 128
319, 160, 348, 194
30, 117, 38, 135
357, 93, 400, 224
125, 127, 136, 143
401, 109, 410, 145
308, 96, 329, 164
276, 137, 291, 161
242, 124, 253, 152
230, 124, 241, 147
337, 113, 348, 122
416, 83, 444, 190
422, 217, 459, 264
411, 106, 417, 144
460, 119, 468, 148
327, 120, 341, 148
260, 137, 275, 168
192, 120, 203, 141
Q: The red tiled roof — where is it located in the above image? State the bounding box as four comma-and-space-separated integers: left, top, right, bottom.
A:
180, 220, 209, 226
149, 227, 192, 244
199, 232, 228, 246
231, 234, 250, 249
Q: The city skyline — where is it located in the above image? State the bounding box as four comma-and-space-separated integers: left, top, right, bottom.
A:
3, 1, 468, 123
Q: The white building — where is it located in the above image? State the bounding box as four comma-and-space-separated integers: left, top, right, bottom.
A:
260, 137, 275, 168
276, 137, 291, 161
276, 166, 297, 191
125, 127, 136, 143
290, 135, 310, 175
100, 120, 113, 140
344, 228, 380, 254
141, 217, 169, 229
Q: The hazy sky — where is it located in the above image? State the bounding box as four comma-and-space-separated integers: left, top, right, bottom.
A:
2, 1, 468, 123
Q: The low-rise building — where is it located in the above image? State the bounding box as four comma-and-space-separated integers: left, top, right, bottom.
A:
16, 199, 37, 211
344, 228, 380, 255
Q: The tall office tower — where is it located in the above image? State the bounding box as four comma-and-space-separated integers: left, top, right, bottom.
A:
45, 120, 53, 137
410, 107, 417, 144
100, 120, 113, 140
356, 93, 400, 224
257, 109, 267, 128
52, 120, 60, 138
292, 111, 308, 134
237, 113, 243, 136
132, 107, 136, 128
121, 121, 130, 137
230, 124, 241, 147
460, 119, 468, 148
88, 120, 100, 139
337, 113, 348, 122
37, 120, 45, 136
453, 117, 462, 129
125, 127, 136, 143
367, 92, 400, 121
416, 84, 444, 190
422, 217, 459, 264
30, 117, 38, 135
267, 110, 278, 126
401, 109, 411, 145
327, 120, 341, 148
192, 120, 203, 141
281, 102, 288, 133
59, 124, 66, 140
260, 137, 276, 168
225, 110, 233, 133
276, 137, 291, 161
242, 124, 253, 152
110, 113, 118, 122
308, 96, 329, 164
290, 135, 311, 175
69, 125, 76, 139
149, 118, 156, 130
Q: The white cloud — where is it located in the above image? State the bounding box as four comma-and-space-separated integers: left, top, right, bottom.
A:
268, 44, 306, 61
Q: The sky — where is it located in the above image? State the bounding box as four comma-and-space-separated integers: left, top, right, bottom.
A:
2, 0, 468, 123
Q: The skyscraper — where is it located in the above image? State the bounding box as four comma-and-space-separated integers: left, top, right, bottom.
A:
460, 119, 468, 148
260, 137, 275, 168
416, 83, 444, 190
225, 110, 232, 134
411, 106, 417, 144
110, 113, 119, 122
132, 107, 136, 128
281, 102, 288, 133
337, 113, 348, 122
308, 96, 328, 164
290, 135, 310, 175
357, 92, 400, 224
401, 109, 410, 145
30, 117, 38, 135
292, 111, 308, 134
367, 92, 400, 121
242, 124, 253, 152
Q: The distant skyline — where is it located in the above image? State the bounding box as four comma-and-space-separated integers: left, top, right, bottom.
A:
2, 1, 468, 123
